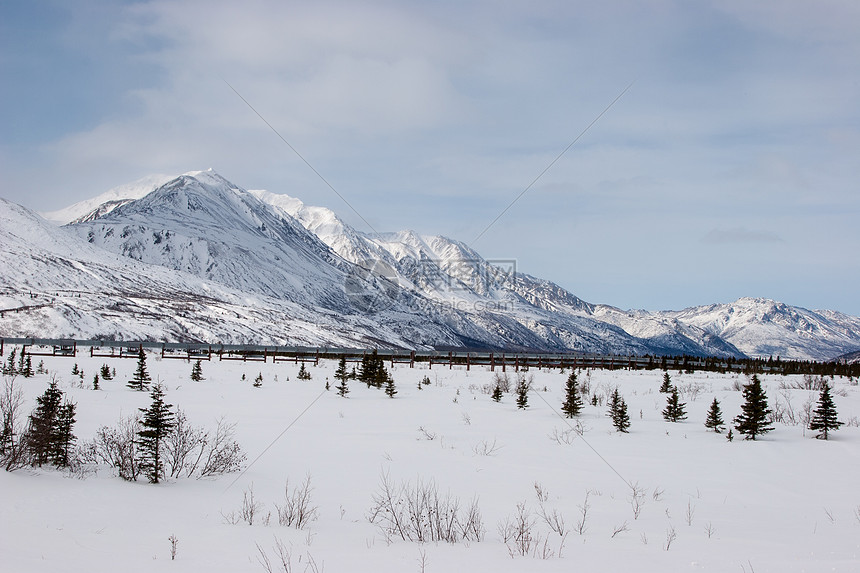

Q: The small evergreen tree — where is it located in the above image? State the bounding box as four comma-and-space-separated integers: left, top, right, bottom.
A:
561, 371, 583, 418
4, 348, 16, 375
128, 347, 151, 391
71, 362, 79, 377
384, 373, 397, 398
734, 374, 773, 440
491, 383, 503, 403
704, 397, 725, 433
93, 374, 100, 390
336, 376, 349, 397
253, 373, 263, 388
515, 377, 530, 409
659, 372, 672, 393
137, 385, 174, 483
100, 364, 113, 380
27, 381, 64, 466
297, 363, 312, 380
662, 387, 688, 422
21, 353, 33, 378
36, 360, 46, 374
809, 381, 842, 440
334, 357, 349, 384
190, 359, 204, 382
359, 351, 380, 388
51, 400, 76, 467
608, 388, 631, 433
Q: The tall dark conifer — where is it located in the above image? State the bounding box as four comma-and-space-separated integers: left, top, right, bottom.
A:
561, 371, 583, 418
734, 374, 773, 440
128, 347, 151, 391
28, 382, 64, 466
137, 385, 174, 483
659, 372, 672, 393
704, 398, 725, 433
662, 387, 688, 422
809, 382, 842, 440
190, 359, 204, 382
51, 401, 76, 467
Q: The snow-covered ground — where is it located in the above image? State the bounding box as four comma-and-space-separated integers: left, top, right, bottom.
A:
3, 349, 859, 572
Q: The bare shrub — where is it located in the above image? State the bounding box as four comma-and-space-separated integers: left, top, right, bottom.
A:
534, 482, 549, 504
198, 418, 246, 477
256, 538, 293, 573
611, 521, 629, 538
664, 525, 677, 550
1, 377, 29, 471
630, 483, 646, 520
678, 382, 706, 402
417, 426, 437, 441
81, 414, 142, 481
276, 474, 319, 530
473, 438, 502, 456
368, 472, 484, 543
499, 502, 538, 556
168, 534, 178, 560
575, 491, 591, 535
538, 506, 566, 537
685, 499, 696, 526
492, 372, 511, 393
704, 522, 716, 538
241, 484, 263, 525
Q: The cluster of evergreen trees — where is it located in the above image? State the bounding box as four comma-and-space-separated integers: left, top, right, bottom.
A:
0, 380, 77, 470
358, 351, 397, 398
557, 369, 843, 440
2, 347, 34, 378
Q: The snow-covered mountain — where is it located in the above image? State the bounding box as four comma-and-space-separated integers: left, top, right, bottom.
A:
4, 169, 860, 360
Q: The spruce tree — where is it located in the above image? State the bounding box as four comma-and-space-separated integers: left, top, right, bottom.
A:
128, 347, 151, 391
100, 364, 113, 380
359, 351, 380, 388
93, 374, 100, 390
253, 373, 263, 388
704, 397, 725, 433
28, 381, 64, 466
662, 387, 688, 422
809, 381, 842, 440
734, 374, 773, 440
297, 363, 312, 380
4, 348, 16, 375
384, 373, 397, 398
561, 371, 583, 418
515, 378, 529, 409
334, 357, 349, 385
491, 383, 503, 403
137, 385, 174, 483
51, 400, 76, 467
190, 359, 204, 382
659, 372, 672, 393
610, 390, 631, 433
21, 353, 33, 378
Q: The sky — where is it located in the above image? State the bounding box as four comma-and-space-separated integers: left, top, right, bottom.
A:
1, 0, 859, 315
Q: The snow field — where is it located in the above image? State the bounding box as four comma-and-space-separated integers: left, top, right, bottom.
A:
2, 348, 860, 572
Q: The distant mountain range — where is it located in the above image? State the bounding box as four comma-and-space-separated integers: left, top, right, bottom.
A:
2, 169, 858, 361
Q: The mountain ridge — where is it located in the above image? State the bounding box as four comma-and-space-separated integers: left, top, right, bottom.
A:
5, 169, 858, 361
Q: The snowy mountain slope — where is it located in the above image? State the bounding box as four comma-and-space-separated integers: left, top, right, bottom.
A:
660, 298, 860, 361
0, 198, 466, 348
41, 173, 175, 224
14, 170, 860, 359
250, 189, 744, 357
